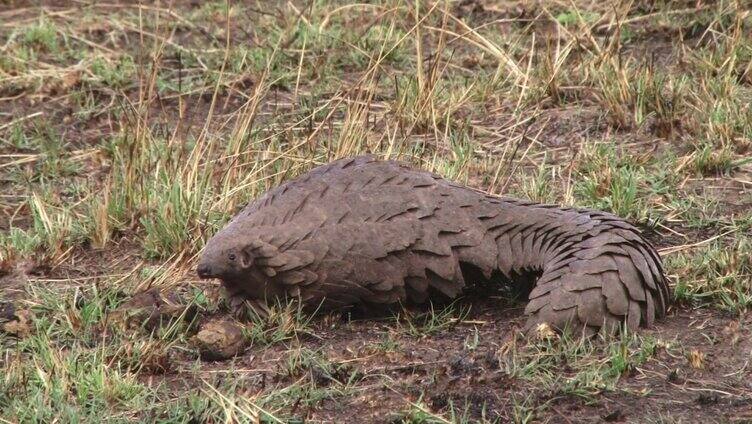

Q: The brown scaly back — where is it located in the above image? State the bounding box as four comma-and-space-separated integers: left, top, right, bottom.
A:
197, 155, 670, 334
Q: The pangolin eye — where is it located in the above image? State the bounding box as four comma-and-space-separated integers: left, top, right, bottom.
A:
228, 253, 236, 261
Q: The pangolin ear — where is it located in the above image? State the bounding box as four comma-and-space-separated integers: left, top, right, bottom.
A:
239, 248, 254, 269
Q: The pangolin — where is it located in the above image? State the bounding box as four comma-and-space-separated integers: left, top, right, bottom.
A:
197, 155, 669, 333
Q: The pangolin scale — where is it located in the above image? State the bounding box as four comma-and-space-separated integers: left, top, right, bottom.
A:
197, 155, 669, 333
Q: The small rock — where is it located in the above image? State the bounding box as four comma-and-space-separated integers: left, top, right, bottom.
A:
195, 319, 247, 361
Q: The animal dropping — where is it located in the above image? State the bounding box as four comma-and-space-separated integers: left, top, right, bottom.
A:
197, 156, 669, 334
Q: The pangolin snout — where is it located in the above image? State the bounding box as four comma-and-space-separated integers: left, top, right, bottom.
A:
196, 264, 214, 279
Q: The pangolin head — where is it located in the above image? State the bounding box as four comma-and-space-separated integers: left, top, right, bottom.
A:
196, 228, 254, 280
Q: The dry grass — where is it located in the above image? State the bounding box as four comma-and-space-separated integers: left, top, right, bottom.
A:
1, 1, 751, 422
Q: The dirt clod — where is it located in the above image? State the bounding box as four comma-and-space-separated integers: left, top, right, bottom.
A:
108, 288, 197, 332
195, 319, 247, 361
696, 393, 720, 405
0, 304, 33, 338
0, 302, 15, 321
601, 408, 623, 422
